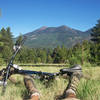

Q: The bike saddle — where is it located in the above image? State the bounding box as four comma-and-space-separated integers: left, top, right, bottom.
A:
60, 65, 82, 75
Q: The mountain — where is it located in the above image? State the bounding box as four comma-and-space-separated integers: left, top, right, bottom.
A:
24, 25, 91, 48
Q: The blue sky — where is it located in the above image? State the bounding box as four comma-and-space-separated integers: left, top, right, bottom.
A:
0, 0, 100, 37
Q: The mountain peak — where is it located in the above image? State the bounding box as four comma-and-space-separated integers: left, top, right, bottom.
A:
59, 25, 67, 28
39, 26, 48, 31
33, 26, 48, 33
56, 25, 73, 31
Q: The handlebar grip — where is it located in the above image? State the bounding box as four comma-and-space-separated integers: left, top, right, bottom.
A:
0, 81, 7, 86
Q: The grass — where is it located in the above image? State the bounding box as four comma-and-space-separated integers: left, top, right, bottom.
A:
0, 65, 100, 100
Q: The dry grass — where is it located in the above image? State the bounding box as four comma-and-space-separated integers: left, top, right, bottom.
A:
0, 65, 100, 100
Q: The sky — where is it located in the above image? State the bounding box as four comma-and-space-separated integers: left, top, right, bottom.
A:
0, 0, 100, 37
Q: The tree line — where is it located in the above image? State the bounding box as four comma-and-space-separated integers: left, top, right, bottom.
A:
0, 19, 100, 66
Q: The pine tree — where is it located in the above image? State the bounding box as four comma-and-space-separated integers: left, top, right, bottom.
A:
91, 19, 100, 64
15, 34, 23, 45
47, 55, 53, 63
91, 19, 100, 43
0, 34, 4, 51
52, 45, 67, 63
0, 27, 13, 64
6, 27, 13, 48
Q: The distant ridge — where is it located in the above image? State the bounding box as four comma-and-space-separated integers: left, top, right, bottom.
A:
24, 25, 91, 48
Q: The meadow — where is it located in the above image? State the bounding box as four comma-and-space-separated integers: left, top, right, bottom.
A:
0, 64, 100, 100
